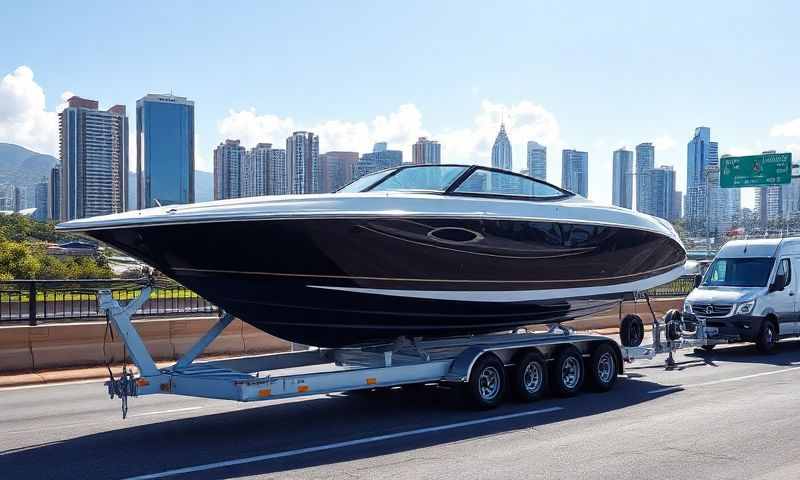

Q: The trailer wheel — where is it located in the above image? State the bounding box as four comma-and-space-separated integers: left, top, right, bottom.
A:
465, 354, 506, 409
664, 309, 682, 341
551, 346, 584, 397
756, 319, 778, 354
620, 314, 644, 347
587, 344, 617, 392
511, 351, 548, 402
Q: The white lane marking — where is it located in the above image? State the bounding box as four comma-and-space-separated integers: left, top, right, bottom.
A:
124, 406, 564, 480
648, 366, 800, 394
130, 406, 204, 417
0, 378, 106, 392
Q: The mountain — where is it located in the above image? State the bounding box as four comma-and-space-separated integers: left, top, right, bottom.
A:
0, 143, 58, 187
126, 170, 214, 208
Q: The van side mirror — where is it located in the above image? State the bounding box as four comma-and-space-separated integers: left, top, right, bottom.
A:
693, 274, 702, 288
770, 275, 786, 292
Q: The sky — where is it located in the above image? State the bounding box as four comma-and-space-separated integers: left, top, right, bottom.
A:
1, 0, 799, 207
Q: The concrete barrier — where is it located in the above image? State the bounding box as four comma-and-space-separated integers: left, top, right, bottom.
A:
3, 297, 687, 374
0, 326, 34, 372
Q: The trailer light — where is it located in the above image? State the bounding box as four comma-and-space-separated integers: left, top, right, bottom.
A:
366, 377, 377, 385
258, 389, 271, 397
136, 378, 150, 387
297, 385, 310, 393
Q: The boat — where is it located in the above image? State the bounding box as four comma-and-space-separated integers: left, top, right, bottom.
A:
57, 164, 687, 347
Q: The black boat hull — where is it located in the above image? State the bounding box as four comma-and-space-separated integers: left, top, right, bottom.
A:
86, 216, 686, 347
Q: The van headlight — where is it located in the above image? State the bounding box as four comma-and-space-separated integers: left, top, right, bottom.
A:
683, 300, 692, 313
736, 300, 756, 315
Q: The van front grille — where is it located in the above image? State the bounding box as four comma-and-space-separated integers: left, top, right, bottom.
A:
692, 304, 733, 317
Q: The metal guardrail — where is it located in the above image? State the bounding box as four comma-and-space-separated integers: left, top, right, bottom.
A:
0, 274, 697, 327
0, 278, 217, 326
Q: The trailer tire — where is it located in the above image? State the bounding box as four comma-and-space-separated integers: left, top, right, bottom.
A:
551, 346, 584, 397
587, 343, 617, 392
620, 314, 644, 347
464, 354, 506, 409
756, 319, 778, 354
511, 350, 548, 402
664, 310, 682, 341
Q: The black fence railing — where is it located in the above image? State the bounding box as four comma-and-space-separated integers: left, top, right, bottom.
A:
0, 274, 697, 327
0, 278, 217, 326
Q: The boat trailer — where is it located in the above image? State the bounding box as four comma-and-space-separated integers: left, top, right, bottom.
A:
99, 288, 719, 418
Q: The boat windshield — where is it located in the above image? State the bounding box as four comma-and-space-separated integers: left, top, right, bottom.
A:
702, 257, 775, 287
368, 165, 469, 192
337, 170, 395, 193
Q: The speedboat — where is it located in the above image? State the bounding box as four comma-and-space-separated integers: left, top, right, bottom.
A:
58, 164, 687, 347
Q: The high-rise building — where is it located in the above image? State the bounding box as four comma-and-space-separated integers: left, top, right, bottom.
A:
354, 143, 403, 179
672, 190, 683, 220
59, 96, 129, 220
33, 179, 48, 221
686, 127, 719, 232
412, 137, 441, 165
48, 166, 60, 221
268, 149, 288, 195
136, 94, 195, 209
635, 143, 655, 213
526, 141, 546, 181
286, 131, 320, 194
647, 166, 676, 220
703, 164, 740, 236
561, 149, 589, 197
320, 151, 359, 192
213, 139, 245, 200
12, 185, 22, 213
612, 148, 633, 209
491, 124, 512, 171
245, 143, 272, 197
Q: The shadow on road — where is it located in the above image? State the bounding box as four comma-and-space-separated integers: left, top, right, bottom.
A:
0, 374, 676, 480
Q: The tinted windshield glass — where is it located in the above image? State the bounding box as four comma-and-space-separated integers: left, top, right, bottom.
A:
454, 169, 567, 198
369, 166, 468, 192
337, 170, 395, 193
702, 257, 775, 287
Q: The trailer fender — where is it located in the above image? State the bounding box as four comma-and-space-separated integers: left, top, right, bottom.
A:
443, 345, 494, 383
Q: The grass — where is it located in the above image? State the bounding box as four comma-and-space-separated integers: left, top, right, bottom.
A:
0, 288, 202, 304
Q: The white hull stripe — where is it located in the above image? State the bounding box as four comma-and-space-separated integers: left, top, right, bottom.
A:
308, 265, 687, 303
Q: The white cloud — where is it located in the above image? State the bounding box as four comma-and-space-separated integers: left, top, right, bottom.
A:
216, 98, 562, 182
770, 118, 800, 137
0, 66, 64, 155
653, 134, 676, 152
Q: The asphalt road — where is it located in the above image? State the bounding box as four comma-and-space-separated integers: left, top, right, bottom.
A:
2, 340, 800, 480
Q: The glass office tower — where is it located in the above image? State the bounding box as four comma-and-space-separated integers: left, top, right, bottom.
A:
136, 94, 195, 209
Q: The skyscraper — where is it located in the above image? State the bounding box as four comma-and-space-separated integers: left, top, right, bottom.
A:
320, 151, 359, 192
561, 149, 589, 197
33, 179, 48, 221
491, 124, 512, 171
412, 137, 441, 165
12, 185, 22, 213
612, 149, 633, 208
635, 143, 654, 213
59, 96, 129, 220
48, 166, 60, 221
672, 191, 683, 220
268, 149, 288, 195
286, 131, 320, 194
136, 94, 195, 209
245, 143, 272, 197
686, 127, 719, 232
354, 143, 403, 179
647, 166, 677, 220
213, 139, 245, 200
527, 141, 546, 180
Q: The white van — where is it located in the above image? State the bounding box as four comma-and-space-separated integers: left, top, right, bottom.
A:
684, 237, 800, 353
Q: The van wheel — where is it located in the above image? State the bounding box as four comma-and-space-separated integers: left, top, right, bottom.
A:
551, 346, 584, 397
511, 351, 548, 402
756, 320, 778, 354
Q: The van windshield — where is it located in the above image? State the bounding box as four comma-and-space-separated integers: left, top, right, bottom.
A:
702, 257, 775, 287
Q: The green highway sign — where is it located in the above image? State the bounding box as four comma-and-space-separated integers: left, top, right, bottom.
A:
720, 152, 792, 188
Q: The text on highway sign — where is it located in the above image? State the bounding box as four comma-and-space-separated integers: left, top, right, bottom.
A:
720, 152, 792, 188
